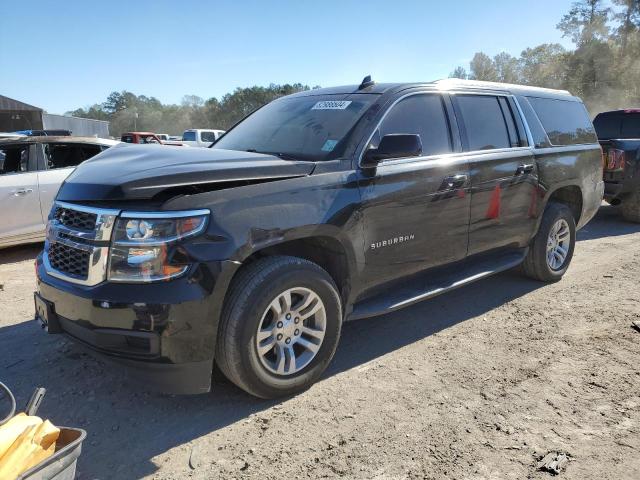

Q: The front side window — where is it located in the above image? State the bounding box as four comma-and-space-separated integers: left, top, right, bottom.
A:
456, 95, 511, 151
0, 145, 29, 175
527, 97, 597, 146
376, 94, 452, 157
43, 144, 102, 169
213, 94, 377, 161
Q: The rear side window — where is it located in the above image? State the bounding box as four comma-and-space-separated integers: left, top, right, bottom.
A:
121, 135, 134, 143
183, 131, 196, 141
378, 94, 452, 156
43, 144, 102, 169
200, 131, 217, 143
456, 95, 511, 151
517, 96, 551, 148
527, 97, 597, 146
0, 145, 29, 175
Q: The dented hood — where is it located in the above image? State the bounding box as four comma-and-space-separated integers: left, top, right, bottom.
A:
56, 143, 315, 201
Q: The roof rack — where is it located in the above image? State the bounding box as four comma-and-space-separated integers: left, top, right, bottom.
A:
432, 78, 571, 96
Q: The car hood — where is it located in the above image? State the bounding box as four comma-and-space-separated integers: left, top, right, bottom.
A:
56, 143, 316, 202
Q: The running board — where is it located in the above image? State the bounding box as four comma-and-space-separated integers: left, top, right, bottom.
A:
347, 249, 527, 321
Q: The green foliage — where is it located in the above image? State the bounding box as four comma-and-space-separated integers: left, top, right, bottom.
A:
68, 84, 311, 138
451, 0, 640, 113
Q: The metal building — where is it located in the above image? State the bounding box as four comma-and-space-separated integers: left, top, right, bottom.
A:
0, 95, 110, 138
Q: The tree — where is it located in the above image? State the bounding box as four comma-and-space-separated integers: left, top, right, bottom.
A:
519, 43, 568, 88
493, 52, 522, 83
612, 0, 640, 53
449, 66, 468, 79
469, 53, 499, 81
557, 0, 610, 44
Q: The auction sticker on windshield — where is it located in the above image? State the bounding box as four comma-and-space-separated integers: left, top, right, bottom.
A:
312, 100, 352, 110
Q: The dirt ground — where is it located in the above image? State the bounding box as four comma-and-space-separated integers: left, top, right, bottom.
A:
0, 204, 639, 480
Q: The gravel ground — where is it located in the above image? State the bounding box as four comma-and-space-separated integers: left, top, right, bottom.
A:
0, 204, 639, 480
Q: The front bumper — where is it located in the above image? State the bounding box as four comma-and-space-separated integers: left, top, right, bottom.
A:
35, 255, 240, 394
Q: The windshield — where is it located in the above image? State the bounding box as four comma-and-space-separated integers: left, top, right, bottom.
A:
212, 94, 377, 161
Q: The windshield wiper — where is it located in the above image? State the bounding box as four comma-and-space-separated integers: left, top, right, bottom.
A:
246, 149, 300, 161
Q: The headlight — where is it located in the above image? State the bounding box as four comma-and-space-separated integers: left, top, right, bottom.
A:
108, 210, 209, 283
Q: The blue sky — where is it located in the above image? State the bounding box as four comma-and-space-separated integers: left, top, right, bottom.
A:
0, 0, 576, 114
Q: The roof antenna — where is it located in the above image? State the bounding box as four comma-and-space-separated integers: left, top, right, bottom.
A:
359, 75, 375, 90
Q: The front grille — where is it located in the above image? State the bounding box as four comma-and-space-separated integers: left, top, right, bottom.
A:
47, 242, 90, 279
54, 206, 97, 231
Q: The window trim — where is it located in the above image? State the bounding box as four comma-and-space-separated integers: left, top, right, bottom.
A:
357, 91, 458, 167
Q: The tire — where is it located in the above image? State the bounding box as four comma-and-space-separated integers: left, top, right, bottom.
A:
621, 189, 640, 223
521, 202, 576, 283
216, 255, 342, 399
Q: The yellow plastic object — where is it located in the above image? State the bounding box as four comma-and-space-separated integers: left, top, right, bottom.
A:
0, 416, 60, 480
0, 414, 42, 458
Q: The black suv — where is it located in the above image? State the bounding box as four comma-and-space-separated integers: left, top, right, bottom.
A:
35, 78, 604, 398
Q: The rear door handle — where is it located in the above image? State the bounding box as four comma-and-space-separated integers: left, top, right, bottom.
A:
516, 164, 535, 175
12, 188, 34, 196
443, 174, 468, 190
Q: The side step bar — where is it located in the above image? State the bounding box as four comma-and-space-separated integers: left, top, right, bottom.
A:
347, 249, 527, 321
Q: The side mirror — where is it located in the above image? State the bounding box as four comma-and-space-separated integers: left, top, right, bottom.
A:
362, 134, 422, 168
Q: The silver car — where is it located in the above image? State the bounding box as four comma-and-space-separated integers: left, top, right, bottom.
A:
0, 136, 118, 248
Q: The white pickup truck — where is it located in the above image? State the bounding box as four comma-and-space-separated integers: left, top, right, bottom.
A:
181, 129, 225, 147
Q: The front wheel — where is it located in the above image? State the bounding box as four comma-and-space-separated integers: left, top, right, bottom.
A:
216, 256, 342, 399
521, 203, 576, 282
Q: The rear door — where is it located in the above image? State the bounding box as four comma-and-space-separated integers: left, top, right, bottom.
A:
452, 94, 537, 255
0, 143, 43, 241
37, 142, 103, 219
358, 92, 470, 289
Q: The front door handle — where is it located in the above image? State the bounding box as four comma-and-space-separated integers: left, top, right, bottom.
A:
516, 163, 535, 175
443, 174, 468, 190
12, 188, 34, 196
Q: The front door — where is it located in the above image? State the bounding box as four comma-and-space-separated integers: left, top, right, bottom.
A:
358, 92, 470, 291
0, 143, 43, 241
452, 94, 538, 255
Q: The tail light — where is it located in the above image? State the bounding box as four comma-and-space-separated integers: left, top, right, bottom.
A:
605, 149, 626, 171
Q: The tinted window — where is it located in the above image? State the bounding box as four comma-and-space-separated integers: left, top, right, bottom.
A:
377, 94, 452, 156
0, 145, 29, 175
182, 131, 196, 141
43, 144, 102, 169
620, 113, 640, 138
457, 95, 511, 151
593, 112, 621, 139
121, 135, 133, 143
213, 94, 376, 161
200, 131, 217, 143
518, 96, 551, 148
527, 97, 597, 146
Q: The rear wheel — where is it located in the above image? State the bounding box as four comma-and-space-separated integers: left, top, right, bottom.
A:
522, 203, 576, 282
216, 256, 342, 399
621, 189, 640, 223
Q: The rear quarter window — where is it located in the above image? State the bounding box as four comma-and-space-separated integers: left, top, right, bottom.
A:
527, 97, 597, 146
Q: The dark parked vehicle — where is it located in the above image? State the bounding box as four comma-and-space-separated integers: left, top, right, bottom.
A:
593, 109, 640, 222
34, 78, 604, 398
